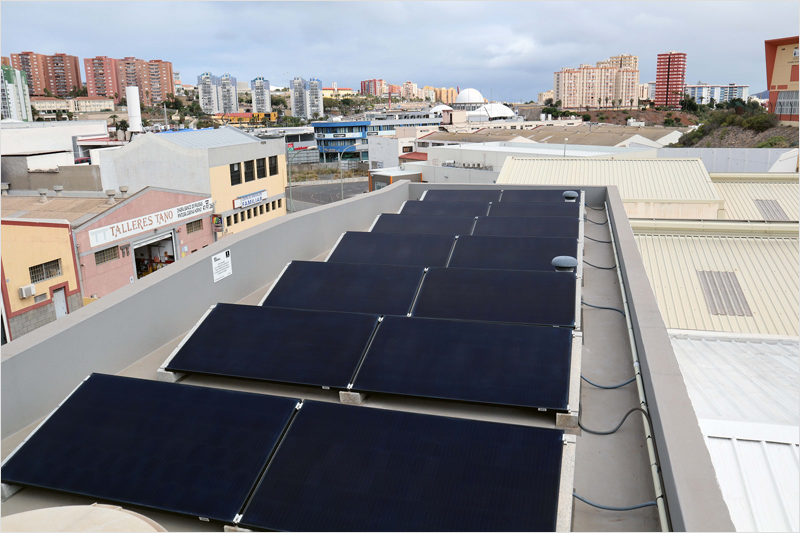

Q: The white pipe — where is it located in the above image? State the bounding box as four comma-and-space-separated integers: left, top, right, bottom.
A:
606, 201, 669, 532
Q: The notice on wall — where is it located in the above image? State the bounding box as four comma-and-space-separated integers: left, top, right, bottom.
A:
212, 249, 233, 283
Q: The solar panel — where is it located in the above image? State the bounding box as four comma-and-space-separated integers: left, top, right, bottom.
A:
423, 189, 502, 203
400, 200, 490, 217
240, 401, 563, 531
165, 304, 379, 388
1, 374, 298, 523
354, 316, 573, 410
489, 201, 580, 218
263, 261, 424, 316
413, 267, 576, 326
473, 216, 580, 238
448, 235, 578, 272
328, 231, 455, 267
500, 189, 579, 203
371, 213, 476, 236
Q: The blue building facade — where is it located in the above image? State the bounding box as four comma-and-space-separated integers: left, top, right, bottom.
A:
312, 117, 441, 162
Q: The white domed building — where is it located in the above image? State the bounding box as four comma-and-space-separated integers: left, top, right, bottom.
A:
452, 88, 485, 111
429, 104, 453, 116
467, 102, 517, 122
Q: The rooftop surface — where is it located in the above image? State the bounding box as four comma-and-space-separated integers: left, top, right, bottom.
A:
714, 180, 799, 221
0, 182, 734, 532
498, 158, 721, 202
517, 125, 692, 145
154, 126, 260, 149
0, 196, 113, 224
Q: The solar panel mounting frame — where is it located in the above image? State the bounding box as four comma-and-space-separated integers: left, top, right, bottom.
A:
156, 304, 218, 383
323, 232, 348, 262
257, 261, 293, 306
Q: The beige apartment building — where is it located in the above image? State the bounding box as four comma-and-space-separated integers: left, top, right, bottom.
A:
553, 54, 640, 109
30, 96, 115, 117
115, 57, 174, 106
435, 87, 457, 104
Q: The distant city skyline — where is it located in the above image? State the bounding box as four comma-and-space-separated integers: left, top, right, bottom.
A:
2, 1, 797, 102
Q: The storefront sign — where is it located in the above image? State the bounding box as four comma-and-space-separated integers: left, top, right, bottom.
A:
212, 249, 232, 283
211, 214, 223, 232
233, 190, 268, 209
287, 143, 294, 152
88, 199, 213, 248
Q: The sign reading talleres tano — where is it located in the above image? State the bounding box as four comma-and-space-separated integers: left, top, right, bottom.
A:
88, 199, 213, 247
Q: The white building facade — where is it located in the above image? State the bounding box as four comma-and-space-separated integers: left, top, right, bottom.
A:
219, 74, 238, 114
197, 72, 222, 115
685, 83, 749, 105
290, 77, 323, 120
554, 55, 640, 109
251, 77, 271, 114
1, 65, 32, 121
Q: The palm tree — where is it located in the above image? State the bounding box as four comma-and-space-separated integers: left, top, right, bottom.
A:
118, 120, 129, 132
604, 96, 609, 108
109, 114, 118, 127
630, 98, 634, 109
597, 97, 602, 108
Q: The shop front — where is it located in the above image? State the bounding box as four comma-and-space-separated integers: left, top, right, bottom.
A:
133, 232, 177, 279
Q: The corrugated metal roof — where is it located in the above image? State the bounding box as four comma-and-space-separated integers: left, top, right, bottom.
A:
156, 126, 259, 149
497, 158, 721, 201
635, 233, 799, 336
716, 182, 800, 221
671, 333, 799, 532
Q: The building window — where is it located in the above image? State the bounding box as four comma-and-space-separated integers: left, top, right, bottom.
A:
272, 201, 277, 210
244, 160, 255, 182
257, 158, 266, 178
226, 215, 232, 227
277, 199, 282, 208
94, 246, 120, 265
230, 162, 242, 185
34, 294, 47, 303
265, 202, 270, 212
259, 204, 265, 215
29, 259, 62, 284
402, 146, 413, 153
247, 209, 252, 219
233, 213, 239, 224
186, 219, 203, 233
775, 91, 798, 116
269, 155, 278, 175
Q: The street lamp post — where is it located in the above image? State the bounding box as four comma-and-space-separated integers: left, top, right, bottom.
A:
333, 143, 360, 202
286, 144, 314, 212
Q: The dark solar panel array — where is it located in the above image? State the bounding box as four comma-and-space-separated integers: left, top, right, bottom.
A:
327, 231, 455, 267
448, 235, 578, 272
473, 215, 580, 238
500, 189, 576, 203
240, 401, 563, 532
489, 201, 580, 218
400, 200, 490, 217
262, 260, 424, 316
166, 304, 379, 389
423, 189, 501, 203
354, 316, 573, 409
371, 213, 476, 236
0, 374, 298, 523
412, 267, 577, 327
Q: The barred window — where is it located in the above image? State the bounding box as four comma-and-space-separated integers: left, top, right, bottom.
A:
186, 219, 203, 233
94, 246, 119, 265
244, 160, 255, 182
257, 158, 266, 178
230, 162, 242, 186
29, 259, 62, 283
269, 155, 278, 176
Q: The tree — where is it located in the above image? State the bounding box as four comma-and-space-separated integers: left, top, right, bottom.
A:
66, 112, 73, 120
554, 100, 562, 108
582, 113, 591, 121
597, 97, 602, 108
55, 110, 63, 121
605, 96, 609, 107
544, 98, 554, 107
117, 119, 129, 132
272, 96, 287, 108
44, 88, 55, 98
109, 114, 118, 127
617, 99, 622, 109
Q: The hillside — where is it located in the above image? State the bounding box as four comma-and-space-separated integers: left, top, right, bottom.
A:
676, 125, 798, 148
581, 108, 699, 127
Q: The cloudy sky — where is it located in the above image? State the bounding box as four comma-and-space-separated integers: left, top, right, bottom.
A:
2, 1, 797, 102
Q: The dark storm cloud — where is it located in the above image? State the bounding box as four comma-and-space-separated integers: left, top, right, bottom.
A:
2, 1, 797, 101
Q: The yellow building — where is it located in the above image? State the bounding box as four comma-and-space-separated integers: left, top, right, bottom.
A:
94, 127, 289, 237
1, 219, 83, 343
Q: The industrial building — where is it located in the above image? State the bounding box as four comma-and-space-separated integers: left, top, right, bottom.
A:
1, 180, 735, 532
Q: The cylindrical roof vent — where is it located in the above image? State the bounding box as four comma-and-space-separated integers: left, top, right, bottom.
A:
38, 188, 49, 203
563, 191, 579, 202
552, 255, 578, 273
53, 185, 64, 197
105, 189, 117, 205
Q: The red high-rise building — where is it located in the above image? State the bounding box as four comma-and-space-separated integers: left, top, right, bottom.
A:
10, 51, 81, 97
654, 51, 686, 109
84, 56, 121, 103
360, 79, 385, 96
10, 52, 51, 96
115, 57, 174, 106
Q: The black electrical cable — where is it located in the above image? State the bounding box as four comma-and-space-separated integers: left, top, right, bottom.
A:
584, 216, 609, 225
579, 406, 652, 436
585, 203, 606, 211
581, 300, 626, 316
573, 492, 658, 511
585, 235, 612, 244
581, 374, 636, 389
583, 260, 616, 270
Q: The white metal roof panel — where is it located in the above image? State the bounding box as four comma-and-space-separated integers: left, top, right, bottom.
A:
635, 234, 799, 336
716, 181, 800, 221
671, 332, 799, 532
155, 127, 259, 149
497, 158, 721, 202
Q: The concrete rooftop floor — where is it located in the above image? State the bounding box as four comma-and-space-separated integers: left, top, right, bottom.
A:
1, 208, 659, 532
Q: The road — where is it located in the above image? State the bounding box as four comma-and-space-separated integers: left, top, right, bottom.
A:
286, 181, 368, 205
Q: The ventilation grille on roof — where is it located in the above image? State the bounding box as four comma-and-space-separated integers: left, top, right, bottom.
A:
753, 199, 789, 221
697, 271, 753, 317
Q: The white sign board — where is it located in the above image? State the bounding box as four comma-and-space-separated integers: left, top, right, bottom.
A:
233, 190, 268, 209
88, 199, 213, 248
212, 249, 232, 283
